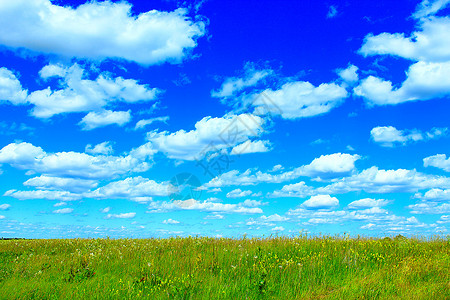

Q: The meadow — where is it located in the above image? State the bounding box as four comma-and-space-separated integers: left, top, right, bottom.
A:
0, 235, 449, 299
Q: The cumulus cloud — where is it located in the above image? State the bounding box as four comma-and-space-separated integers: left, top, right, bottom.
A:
106, 212, 136, 219
211, 63, 273, 98
23, 175, 98, 193
79, 110, 131, 130
4, 189, 81, 201
85, 142, 114, 155
27, 63, 159, 119
347, 198, 390, 209
415, 188, 450, 201
0, 67, 27, 105
424, 154, 450, 172
246, 214, 289, 226
162, 219, 180, 224
413, 0, 450, 18
0, 142, 155, 180
0, 1, 205, 65
251, 81, 348, 119
226, 189, 253, 198
53, 208, 73, 214
205, 153, 360, 188
147, 113, 266, 160
0, 204, 11, 210
86, 176, 173, 203
147, 199, 263, 214
337, 64, 359, 86
354, 61, 450, 105
371, 126, 447, 147
135, 116, 169, 130
230, 140, 271, 155
301, 195, 339, 210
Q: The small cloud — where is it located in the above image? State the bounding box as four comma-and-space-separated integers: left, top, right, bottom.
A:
106, 212, 136, 219
0, 204, 11, 210
162, 218, 180, 224
53, 208, 73, 214
327, 5, 338, 18
53, 202, 67, 207
85, 141, 114, 155
272, 226, 285, 231
100, 207, 111, 213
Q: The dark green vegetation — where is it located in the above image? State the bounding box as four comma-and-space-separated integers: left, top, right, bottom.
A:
0, 236, 449, 299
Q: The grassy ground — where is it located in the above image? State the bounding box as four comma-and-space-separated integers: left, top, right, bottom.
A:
0, 236, 449, 299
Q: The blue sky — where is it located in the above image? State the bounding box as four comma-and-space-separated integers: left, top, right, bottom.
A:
1, 0, 450, 238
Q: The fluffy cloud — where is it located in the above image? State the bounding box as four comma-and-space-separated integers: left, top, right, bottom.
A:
205, 153, 360, 188
317, 166, 450, 194
246, 214, 289, 226
230, 140, 271, 155
252, 81, 348, 119
301, 195, 339, 210
408, 202, 450, 214
0, 142, 155, 180
106, 212, 136, 219
79, 110, 131, 130
0, 1, 205, 65
0, 204, 11, 210
0, 67, 27, 105
135, 116, 169, 130
354, 61, 450, 105
147, 199, 263, 214
347, 198, 390, 209
23, 175, 98, 193
413, 0, 450, 18
4, 189, 82, 201
53, 208, 73, 214
85, 142, 114, 155
424, 154, 450, 172
86, 176, 173, 203
211, 63, 273, 98
226, 189, 253, 198
162, 219, 180, 224
371, 126, 447, 147
27, 64, 159, 118
337, 64, 359, 86
147, 114, 266, 160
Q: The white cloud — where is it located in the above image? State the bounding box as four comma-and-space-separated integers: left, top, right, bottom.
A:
0, 204, 11, 210
317, 166, 450, 194
436, 214, 450, 224
211, 63, 273, 98
0, 67, 27, 105
4, 189, 82, 201
269, 181, 315, 198
416, 188, 450, 201
0, 1, 205, 65
408, 202, 450, 214
354, 61, 450, 105
162, 219, 180, 224
252, 81, 348, 119
85, 142, 114, 155
327, 5, 338, 18
23, 175, 98, 193
370, 126, 447, 147
413, 0, 450, 18
86, 176, 172, 203
0, 215, 5, 219
79, 110, 131, 130
106, 212, 136, 219
226, 189, 253, 198
147, 199, 263, 214
0, 142, 155, 180
28, 64, 160, 118
230, 140, 271, 155
241, 199, 263, 207
424, 154, 450, 172
301, 195, 339, 210
337, 64, 359, 86
246, 214, 289, 226
271, 226, 285, 231
147, 113, 265, 160
53, 208, 74, 214
204, 214, 224, 220
101, 207, 111, 213
54, 202, 67, 207
205, 153, 360, 188
347, 198, 390, 209
135, 116, 169, 130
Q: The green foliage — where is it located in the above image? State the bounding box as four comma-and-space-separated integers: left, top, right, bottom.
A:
0, 236, 449, 299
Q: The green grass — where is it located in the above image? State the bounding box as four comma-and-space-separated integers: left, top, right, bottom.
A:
0, 236, 449, 299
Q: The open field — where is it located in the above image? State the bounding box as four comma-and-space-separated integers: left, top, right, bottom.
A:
0, 236, 449, 299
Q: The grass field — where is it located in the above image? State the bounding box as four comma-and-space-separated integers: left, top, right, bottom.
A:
0, 235, 449, 299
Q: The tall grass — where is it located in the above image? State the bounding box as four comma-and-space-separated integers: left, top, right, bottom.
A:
0, 235, 449, 299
